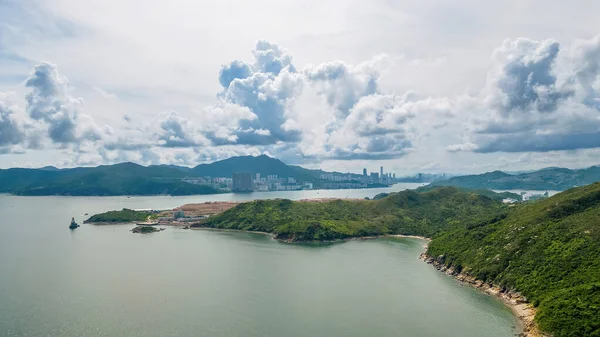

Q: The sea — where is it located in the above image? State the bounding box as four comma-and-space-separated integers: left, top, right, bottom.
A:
0, 183, 522, 337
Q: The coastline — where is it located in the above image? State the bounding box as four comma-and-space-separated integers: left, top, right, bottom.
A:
191, 226, 538, 336
189, 226, 432, 244
190, 226, 275, 237
81, 218, 540, 335
420, 253, 546, 337
388, 234, 431, 241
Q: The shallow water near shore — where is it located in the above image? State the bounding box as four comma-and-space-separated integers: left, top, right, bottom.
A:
0, 190, 518, 337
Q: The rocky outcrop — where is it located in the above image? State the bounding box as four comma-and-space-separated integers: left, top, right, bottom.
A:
420, 253, 549, 337
131, 226, 165, 234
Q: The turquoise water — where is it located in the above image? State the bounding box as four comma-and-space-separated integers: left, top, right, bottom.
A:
0, 190, 518, 337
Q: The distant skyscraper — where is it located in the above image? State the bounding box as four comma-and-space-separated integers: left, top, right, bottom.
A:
380, 166, 383, 183
256, 173, 260, 181
363, 168, 367, 176
232, 172, 253, 192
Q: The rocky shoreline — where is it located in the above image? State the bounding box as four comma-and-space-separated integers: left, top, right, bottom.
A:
191, 226, 432, 245
420, 253, 548, 337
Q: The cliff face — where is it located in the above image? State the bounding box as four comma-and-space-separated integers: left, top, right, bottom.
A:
420, 253, 547, 337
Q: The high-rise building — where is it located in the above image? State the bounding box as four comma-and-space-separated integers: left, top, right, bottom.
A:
363, 168, 367, 176
232, 172, 253, 192
380, 166, 384, 183
255, 173, 260, 182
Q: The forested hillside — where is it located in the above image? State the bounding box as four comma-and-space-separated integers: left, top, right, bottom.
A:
427, 183, 600, 337
195, 187, 507, 241
429, 166, 600, 190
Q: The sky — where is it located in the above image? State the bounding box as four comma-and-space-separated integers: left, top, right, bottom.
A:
1, 0, 599, 175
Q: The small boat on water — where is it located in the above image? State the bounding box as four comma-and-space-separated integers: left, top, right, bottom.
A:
69, 217, 80, 230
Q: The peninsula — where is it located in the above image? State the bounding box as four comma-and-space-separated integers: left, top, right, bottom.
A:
195, 184, 600, 336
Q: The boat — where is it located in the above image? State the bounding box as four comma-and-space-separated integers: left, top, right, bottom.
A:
69, 217, 80, 229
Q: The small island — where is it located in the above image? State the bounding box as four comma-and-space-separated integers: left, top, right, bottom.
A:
84, 208, 159, 224
131, 226, 165, 234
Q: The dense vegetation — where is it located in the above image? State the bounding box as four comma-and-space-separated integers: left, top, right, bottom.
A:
427, 182, 600, 337
84, 208, 157, 223
132, 226, 163, 234
368, 187, 521, 202
430, 166, 600, 191
194, 187, 507, 241
416, 185, 523, 201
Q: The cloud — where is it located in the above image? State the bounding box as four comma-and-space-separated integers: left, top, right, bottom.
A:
10, 35, 600, 167
92, 86, 117, 99
572, 35, 600, 109
474, 131, 600, 153
318, 94, 417, 160
447, 142, 478, 152
156, 112, 205, 148
0, 92, 25, 149
252, 39, 296, 75
304, 55, 391, 118
218, 42, 303, 144
212, 42, 405, 158
24, 62, 86, 144
218, 60, 252, 88
488, 38, 572, 114
211, 42, 442, 160
2, 40, 437, 163
451, 35, 600, 154
198, 101, 258, 144
343, 94, 414, 137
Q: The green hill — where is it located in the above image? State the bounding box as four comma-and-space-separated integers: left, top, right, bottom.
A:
1, 163, 221, 196
415, 185, 523, 201
190, 154, 320, 183
84, 208, 157, 223
430, 166, 600, 191
426, 182, 600, 336
194, 187, 507, 241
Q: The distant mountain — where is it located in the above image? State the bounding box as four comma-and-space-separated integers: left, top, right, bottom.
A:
0, 162, 217, 196
429, 166, 600, 191
149, 164, 192, 172
395, 173, 451, 183
190, 155, 320, 183
0, 155, 336, 196
289, 166, 362, 179
39, 166, 60, 171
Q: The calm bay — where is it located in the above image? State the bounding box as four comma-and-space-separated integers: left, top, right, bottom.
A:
0, 184, 519, 337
